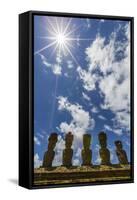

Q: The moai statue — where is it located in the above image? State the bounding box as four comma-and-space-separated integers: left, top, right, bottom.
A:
115, 140, 128, 165
98, 132, 111, 165
43, 133, 58, 168
63, 132, 73, 167
82, 134, 92, 166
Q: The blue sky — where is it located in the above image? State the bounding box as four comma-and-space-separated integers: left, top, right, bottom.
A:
34, 15, 130, 168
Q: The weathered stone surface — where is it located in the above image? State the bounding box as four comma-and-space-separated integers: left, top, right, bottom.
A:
98, 132, 111, 165
43, 133, 58, 168
63, 132, 73, 167
82, 134, 92, 166
115, 140, 128, 164
34, 164, 131, 185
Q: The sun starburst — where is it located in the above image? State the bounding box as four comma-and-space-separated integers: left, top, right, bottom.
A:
34, 17, 93, 132
34, 17, 92, 66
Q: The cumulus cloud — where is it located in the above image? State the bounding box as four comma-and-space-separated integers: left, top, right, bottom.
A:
77, 66, 97, 91
39, 54, 52, 67
57, 96, 95, 147
83, 23, 130, 135
82, 92, 90, 101
73, 147, 81, 166
52, 64, 62, 75
98, 115, 106, 120
34, 136, 41, 145
104, 124, 113, 132
91, 106, 99, 113
94, 144, 101, 165
67, 60, 74, 69
39, 53, 62, 75
86, 34, 115, 74
36, 132, 44, 139
104, 124, 123, 136
34, 153, 42, 168
52, 135, 65, 166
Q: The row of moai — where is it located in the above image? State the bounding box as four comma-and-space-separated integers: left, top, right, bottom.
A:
42, 131, 128, 168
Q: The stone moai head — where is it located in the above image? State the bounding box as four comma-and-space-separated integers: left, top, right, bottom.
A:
114, 140, 128, 165
48, 133, 58, 150
98, 132, 107, 148
115, 140, 123, 150
65, 132, 73, 149
83, 134, 91, 149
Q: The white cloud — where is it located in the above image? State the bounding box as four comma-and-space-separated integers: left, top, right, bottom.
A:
52, 135, 65, 166
73, 148, 81, 166
82, 92, 90, 101
73, 158, 81, 166
64, 72, 69, 78
109, 148, 115, 163
86, 18, 91, 28
94, 155, 101, 165
39, 53, 62, 75
113, 110, 130, 132
94, 144, 101, 165
125, 139, 130, 147
91, 106, 99, 113
36, 132, 44, 139
86, 33, 116, 74
57, 96, 95, 146
67, 60, 74, 69
104, 124, 123, 136
34, 153, 42, 168
77, 66, 97, 91
52, 64, 62, 75
84, 23, 130, 134
39, 53, 52, 67
34, 136, 41, 145
113, 129, 123, 136
98, 115, 106, 120
56, 53, 62, 64
104, 124, 113, 132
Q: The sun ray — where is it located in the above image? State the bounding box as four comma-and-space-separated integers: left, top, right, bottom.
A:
64, 44, 80, 66
55, 17, 60, 34
65, 24, 82, 37
35, 17, 92, 134
49, 75, 59, 131
66, 38, 93, 41
47, 18, 58, 35
63, 18, 72, 35
34, 41, 57, 55
60, 17, 64, 33
35, 17, 91, 61
50, 42, 59, 58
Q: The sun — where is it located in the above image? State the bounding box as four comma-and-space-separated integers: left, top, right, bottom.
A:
34, 17, 92, 66
56, 33, 67, 45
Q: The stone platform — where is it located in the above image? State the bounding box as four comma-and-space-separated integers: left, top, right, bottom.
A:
34, 164, 131, 185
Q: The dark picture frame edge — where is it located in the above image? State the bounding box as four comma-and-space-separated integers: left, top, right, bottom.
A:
19, 10, 134, 189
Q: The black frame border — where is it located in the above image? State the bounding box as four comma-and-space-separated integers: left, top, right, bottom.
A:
19, 10, 134, 189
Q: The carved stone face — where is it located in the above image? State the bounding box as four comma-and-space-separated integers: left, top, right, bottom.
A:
65, 132, 73, 148
83, 134, 91, 149
115, 140, 122, 149
98, 132, 107, 148
48, 133, 58, 150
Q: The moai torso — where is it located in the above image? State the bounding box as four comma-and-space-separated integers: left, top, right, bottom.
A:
43, 133, 58, 168
115, 141, 128, 165
63, 132, 73, 167
82, 134, 92, 166
98, 132, 111, 165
